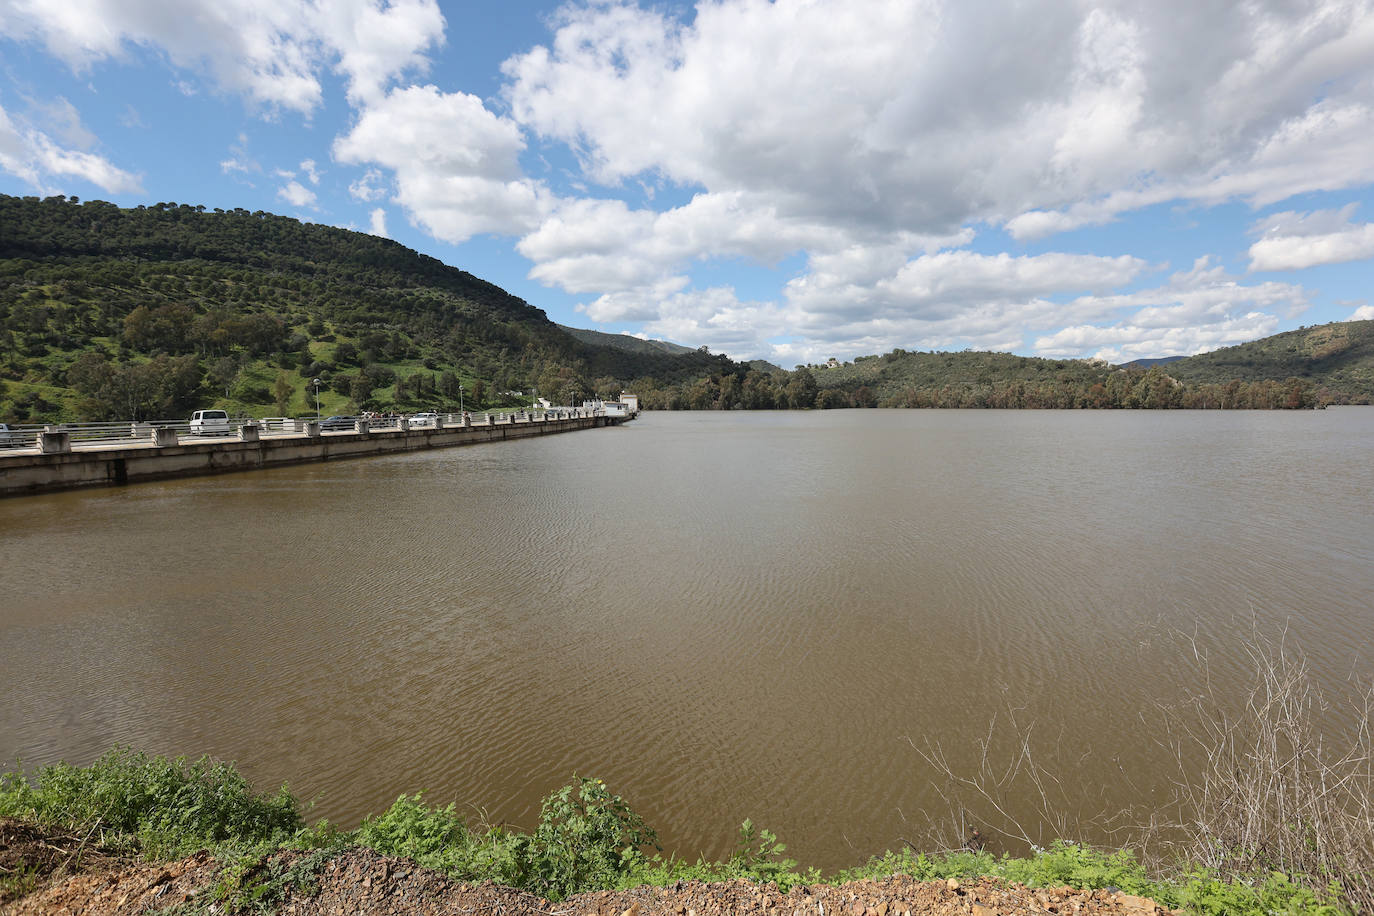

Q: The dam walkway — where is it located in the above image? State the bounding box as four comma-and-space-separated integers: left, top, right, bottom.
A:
0, 409, 629, 498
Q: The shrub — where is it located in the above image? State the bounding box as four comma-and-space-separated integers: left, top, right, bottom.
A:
0, 747, 302, 858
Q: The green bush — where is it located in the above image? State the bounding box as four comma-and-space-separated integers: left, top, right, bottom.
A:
0, 747, 302, 858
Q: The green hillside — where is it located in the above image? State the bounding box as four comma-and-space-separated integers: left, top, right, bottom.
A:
805, 331, 1372, 409
0, 194, 739, 421
1162, 321, 1374, 400
557, 325, 696, 356
1, 193, 1366, 419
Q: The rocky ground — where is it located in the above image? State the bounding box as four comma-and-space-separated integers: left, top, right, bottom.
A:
1, 819, 1178, 916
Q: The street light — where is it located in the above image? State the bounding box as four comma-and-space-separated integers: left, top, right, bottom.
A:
312, 378, 321, 420
458, 382, 464, 414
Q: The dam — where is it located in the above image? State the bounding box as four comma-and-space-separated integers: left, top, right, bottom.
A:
0, 409, 631, 498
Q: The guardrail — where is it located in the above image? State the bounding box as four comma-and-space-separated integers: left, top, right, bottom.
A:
0, 408, 613, 453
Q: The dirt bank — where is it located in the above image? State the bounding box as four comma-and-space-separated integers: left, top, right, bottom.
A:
1, 820, 1177, 916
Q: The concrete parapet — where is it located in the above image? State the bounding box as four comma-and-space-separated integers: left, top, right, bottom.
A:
399, 417, 410, 432
39, 429, 71, 454
305, 420, 321, 437
238, 424, 260, 443
354, 419, 370, 436
153, 427, 179, 447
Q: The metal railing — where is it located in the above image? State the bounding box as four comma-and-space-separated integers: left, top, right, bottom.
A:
0, 409, 608, 453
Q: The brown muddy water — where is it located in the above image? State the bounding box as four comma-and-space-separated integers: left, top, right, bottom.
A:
2, 409, 1372, 869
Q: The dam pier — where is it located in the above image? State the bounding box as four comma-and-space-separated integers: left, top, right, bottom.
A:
0, 409, 630, 498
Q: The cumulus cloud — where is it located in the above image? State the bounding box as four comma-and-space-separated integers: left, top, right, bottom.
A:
1032, 258, 1307, 360
334, 84, 550, 242
300, 158, 320, 184
1, 0, 444, 114
1248, 205, 1374, 271
504, 0, 1374, 239
369, 206, 387, 237
277, 179, 316, 208
1352, 304, 1374, 321
348, 167, 388, 201
0, 101, 142, 193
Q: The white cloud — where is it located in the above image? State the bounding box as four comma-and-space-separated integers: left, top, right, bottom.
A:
39, 97, 96, 149
1, 0, 444, 114
1248, 205, 1374, 271
368, 206, 387, 237
1352, 304, 1374, 321
1032, 258, 1307, 360
277, 179, 316, 208
300, 158, 320, 184
334, 84, 550, 242
1035, 314, 1281, 363
348, 167, 388, 201
0, 101, 142, 194
504, 0, 1374, 240
312, 0, 445, 105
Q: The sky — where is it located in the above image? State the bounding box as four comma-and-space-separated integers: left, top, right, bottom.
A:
2, 0, 1373, 367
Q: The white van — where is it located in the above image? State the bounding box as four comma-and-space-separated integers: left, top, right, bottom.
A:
190, 409, 231, 436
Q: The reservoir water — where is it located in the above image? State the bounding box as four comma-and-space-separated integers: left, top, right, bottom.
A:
2, 409, 1372, 868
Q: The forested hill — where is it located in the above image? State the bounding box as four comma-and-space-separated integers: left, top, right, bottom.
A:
0, 194, 740, 421
557, 324, 696, 356
1160, 321, 1374, 398
806, 325, 1374, 408
1, 194, 1368, 421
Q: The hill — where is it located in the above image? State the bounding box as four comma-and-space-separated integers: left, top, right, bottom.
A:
557, 325, 696, 356
1119, 356, 1185, 369
805, 327, 1373, 408
1161, 321, 1374, 400
0, 194, 740, 421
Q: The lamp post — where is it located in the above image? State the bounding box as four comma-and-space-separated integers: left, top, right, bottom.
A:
312, 378, 321, 420
458, 383, 464, 414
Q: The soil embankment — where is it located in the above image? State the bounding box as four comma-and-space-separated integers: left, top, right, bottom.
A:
1, 820, 1177, 916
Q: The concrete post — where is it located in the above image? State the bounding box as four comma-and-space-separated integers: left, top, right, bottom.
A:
39, 429, 71, 454
238, 424, 260, 442
434, 414, 445, 429
461, 412, 471, 428
399, 417, 410, 432
153, 427, 179, 447
354, 419, 370, 436
305, 421, 321, 437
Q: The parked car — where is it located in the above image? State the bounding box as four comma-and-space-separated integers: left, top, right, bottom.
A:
409, 412, 440, 428
0, 423, 20, 448
319, 415, 355, 431
189, 409, 231, 436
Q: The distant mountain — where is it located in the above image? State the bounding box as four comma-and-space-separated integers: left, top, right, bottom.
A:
1119, 355, 1186, 369
747, 359, 786, 374
557, 325, 696, 356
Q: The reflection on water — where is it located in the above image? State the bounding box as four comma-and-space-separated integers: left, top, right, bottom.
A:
2, 409, 1372, 867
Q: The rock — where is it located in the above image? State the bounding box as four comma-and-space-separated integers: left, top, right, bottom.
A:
1118, 894, 1158, 915
946, 878, 961, 892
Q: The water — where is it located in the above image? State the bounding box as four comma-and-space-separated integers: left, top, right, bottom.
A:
2, 409, 1372, 868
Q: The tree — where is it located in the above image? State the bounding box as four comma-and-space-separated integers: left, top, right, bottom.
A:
273, 370, 293, 415
785, 367, 818, 409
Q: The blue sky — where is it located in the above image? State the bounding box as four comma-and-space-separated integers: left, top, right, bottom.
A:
2, 0, 1372, 366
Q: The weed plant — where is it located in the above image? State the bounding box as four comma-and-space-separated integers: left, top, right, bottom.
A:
0, 747, 302, 859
